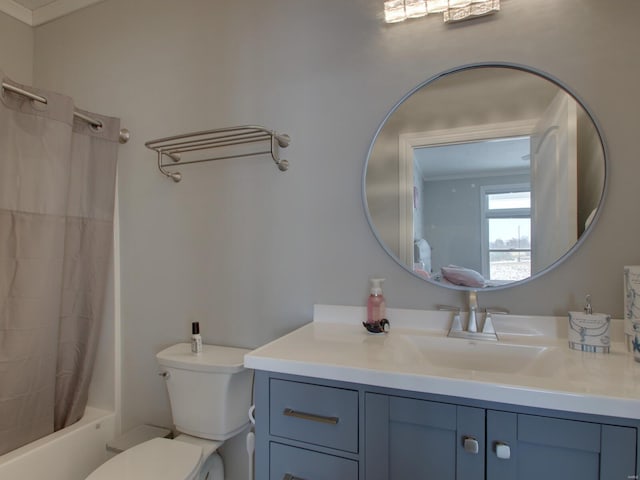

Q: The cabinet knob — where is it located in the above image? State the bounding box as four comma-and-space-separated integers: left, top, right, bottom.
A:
283, 474, 306, 480
495, 442, 511, 460
463, 435, 479, 454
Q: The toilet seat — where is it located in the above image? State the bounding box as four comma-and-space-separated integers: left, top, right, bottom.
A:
86, 438, 203, 480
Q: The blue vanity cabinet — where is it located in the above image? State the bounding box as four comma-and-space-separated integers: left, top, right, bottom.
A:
486, 410, 637, 480
365, 393, 485, 480
270, 442, 358, 480
365, 397, 638, 480
253, 370, 639, 480
254, 372, 360, 480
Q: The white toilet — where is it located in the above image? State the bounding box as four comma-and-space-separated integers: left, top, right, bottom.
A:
86, 343, 253, 480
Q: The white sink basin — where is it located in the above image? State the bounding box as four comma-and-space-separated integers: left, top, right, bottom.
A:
404, 334, 563, 376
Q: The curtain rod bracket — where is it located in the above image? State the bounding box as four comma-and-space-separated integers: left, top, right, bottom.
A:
1, 81, 130, 144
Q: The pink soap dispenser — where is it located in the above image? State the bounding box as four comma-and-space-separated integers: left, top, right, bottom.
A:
364, 278, 390, 334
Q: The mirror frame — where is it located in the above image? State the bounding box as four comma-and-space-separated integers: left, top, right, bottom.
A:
362, 62, 609, 291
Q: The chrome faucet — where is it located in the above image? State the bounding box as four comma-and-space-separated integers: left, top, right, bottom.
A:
467, 291, 479, 333
439, 291, 507, 341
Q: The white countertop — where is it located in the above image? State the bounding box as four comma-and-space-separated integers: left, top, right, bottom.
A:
244, 305, 640, 420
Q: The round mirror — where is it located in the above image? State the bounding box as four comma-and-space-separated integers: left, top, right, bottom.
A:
363, 64, 607, 290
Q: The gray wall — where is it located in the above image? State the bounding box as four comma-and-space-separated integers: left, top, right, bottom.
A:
1, 0, 639, 477
0, 11, 33, 84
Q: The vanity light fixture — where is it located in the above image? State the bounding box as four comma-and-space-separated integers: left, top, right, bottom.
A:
405, 0, 428, 18
426, 0, 449, 13
384, 0, 407, 23
383, 0, 500, 24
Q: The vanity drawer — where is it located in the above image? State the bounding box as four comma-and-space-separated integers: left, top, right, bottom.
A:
269, 379, 358, 453
270, 442, 358, 480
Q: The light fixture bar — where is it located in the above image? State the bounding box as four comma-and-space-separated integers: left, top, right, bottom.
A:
384, 0, 500, 24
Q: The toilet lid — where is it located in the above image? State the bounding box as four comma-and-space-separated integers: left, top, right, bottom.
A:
86, 438, 202, 480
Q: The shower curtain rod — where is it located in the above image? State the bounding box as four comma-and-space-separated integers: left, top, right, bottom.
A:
1, 81, 130, 144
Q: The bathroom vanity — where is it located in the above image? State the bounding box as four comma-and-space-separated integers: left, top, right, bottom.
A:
244, 306, 640, 480
244, 60, 626, 479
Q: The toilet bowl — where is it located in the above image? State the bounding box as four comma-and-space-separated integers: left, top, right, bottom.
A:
86, 343, 253, 480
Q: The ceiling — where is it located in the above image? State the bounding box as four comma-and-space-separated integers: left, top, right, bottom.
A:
0, 0, 105, 26
414, 136, 531, 181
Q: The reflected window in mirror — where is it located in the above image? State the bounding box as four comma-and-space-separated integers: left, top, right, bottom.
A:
482, 185, 531, 284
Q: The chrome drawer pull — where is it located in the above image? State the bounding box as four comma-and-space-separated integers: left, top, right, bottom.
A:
283, 408, 339, 425
283, 474, 306, 480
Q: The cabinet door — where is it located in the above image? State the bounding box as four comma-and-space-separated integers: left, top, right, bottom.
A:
270, 442, 358, 480
487, 410, 637, 480
365, 393, 484, 480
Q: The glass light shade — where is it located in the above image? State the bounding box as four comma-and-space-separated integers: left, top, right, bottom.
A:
426, 0, 448, 13
444, 0, 499, 22
470, 0, 500, 15
405, 0, 428, 18
443, 5, 471, 22
448, 0, 472, 7
384, 0, 407, 23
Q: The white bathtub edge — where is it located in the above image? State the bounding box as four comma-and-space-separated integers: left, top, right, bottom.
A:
0, 406, 116, 480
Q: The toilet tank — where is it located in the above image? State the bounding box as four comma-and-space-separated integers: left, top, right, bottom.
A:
156, 343, 253, 441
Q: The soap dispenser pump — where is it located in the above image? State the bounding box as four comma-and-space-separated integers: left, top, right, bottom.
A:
584, 294, 593, 314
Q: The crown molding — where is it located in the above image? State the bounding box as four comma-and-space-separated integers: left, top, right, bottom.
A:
0, 0, 32, 25
0, 0, 104, 26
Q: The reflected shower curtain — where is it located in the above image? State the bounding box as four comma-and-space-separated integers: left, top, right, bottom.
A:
0, 72, 119, 454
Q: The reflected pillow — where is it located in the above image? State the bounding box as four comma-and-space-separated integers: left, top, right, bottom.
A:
441, 265, 486, 288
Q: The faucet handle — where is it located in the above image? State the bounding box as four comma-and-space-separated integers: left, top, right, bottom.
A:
439, 305, 463, 333
482, 315, 496, 335
481, 308, 508, 335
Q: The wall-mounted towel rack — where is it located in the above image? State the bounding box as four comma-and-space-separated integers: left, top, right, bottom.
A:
145, 125, 290, 182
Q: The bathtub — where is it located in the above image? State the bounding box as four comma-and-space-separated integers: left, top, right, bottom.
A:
0, 406, 115, 480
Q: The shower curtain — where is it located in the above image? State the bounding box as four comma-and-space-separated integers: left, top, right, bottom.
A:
0, 72, 120, 455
